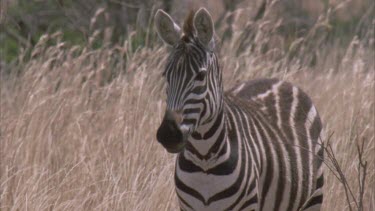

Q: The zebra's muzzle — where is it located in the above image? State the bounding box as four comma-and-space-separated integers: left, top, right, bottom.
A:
156, 109, 188, 153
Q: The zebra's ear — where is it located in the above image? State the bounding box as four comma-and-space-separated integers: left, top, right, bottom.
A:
193, 8, 214, 49
154, 9, 182, 46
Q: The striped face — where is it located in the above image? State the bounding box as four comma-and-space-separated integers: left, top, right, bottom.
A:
165, 40, 212, 124
154, 9, 218, 153
157, 39, 220, 153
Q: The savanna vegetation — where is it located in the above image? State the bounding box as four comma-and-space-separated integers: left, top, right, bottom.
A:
1, 0, 374, 210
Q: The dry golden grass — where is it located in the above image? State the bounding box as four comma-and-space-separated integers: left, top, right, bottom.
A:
1, 13, 374, 211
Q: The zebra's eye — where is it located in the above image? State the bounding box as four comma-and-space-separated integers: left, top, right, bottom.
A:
195, 69, 207, 81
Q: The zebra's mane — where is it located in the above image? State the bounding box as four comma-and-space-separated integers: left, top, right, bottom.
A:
182, 10, 196, 39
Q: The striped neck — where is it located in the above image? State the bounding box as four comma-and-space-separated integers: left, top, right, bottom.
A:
182, 99, 230, 171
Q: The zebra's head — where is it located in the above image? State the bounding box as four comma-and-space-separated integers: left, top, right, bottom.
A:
155, 8, 222, 153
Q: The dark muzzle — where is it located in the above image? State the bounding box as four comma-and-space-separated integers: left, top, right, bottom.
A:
156, 110, 186, 153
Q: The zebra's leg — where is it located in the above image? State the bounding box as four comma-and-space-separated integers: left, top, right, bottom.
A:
302, 131, 325, 211
300, 187, 323, 210
301, 162, 324, 210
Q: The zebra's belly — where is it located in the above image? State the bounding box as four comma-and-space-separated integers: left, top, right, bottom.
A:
175, 170, 258, 210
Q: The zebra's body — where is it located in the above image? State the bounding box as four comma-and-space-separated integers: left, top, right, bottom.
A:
176, 79, 324, 210
155, 8, 324, 211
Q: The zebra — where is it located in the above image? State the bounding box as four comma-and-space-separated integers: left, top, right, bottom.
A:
154, 8, 324, 211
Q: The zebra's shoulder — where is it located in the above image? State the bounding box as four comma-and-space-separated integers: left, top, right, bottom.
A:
225, 78, 321, 131
227, 78, 281, 100
226, 78, 313, 108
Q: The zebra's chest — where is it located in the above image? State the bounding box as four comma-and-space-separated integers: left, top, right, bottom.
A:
175, 168, 240, 200
175, 170, 246, 210
174, 131, 256, 210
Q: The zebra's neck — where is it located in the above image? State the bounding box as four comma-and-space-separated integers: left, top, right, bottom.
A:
182, 102, 230, 171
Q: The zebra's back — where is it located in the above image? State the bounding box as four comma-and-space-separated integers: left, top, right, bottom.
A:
228, 78, 324, 210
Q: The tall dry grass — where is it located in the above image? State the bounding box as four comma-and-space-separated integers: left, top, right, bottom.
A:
1, 7, 374, 211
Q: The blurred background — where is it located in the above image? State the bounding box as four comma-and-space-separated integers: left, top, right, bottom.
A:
0, 1, 374, 211
0, 0, 373, 67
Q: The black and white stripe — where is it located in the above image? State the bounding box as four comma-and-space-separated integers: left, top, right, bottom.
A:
155, 8, 324, 211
